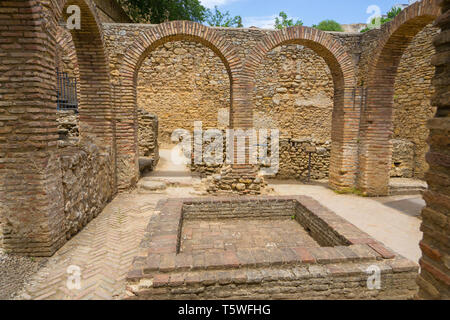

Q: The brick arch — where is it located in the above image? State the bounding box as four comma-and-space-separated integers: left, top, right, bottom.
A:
358, 0, 441, 195
116, 21, 240, 190
241, 26, 358, 190
55, 26, 80, 99
52, 0, 113, 145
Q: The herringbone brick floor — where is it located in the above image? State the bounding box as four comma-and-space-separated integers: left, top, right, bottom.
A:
15, 187, 197, 300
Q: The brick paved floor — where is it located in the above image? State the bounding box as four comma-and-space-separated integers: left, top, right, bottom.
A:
13, 187, 197, 300
180, 219, 320, 253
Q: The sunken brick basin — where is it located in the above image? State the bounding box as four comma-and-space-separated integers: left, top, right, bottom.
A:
126, 196, 419, 300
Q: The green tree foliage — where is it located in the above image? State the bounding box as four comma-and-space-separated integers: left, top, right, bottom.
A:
205, 6, 243, 27
312, 19, 343, 32
360, 6, 403, 33
274, 11, 303, 30
118, 0, 206, 23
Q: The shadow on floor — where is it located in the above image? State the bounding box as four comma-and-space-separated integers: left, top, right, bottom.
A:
381, 197, 425, 218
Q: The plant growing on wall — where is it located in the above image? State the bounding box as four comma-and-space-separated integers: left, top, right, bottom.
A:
274, 11, 303, 29
205, 6, 243, 27
360, 6, 403, 33
312, 20, 343, 32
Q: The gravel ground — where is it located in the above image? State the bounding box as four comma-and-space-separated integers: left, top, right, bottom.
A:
0, 249, 47, 300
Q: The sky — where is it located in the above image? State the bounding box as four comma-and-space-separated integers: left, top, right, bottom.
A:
199, 0, 415, 28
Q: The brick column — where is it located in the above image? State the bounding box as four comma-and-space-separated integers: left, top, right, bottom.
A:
115, 71, 139, 190
328, 86, 362, 190
0, 0, 66, 256
209, 77, 265, 194
417, 0, 450, 299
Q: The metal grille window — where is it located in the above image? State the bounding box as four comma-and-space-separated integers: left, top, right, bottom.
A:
56, 69, 78, 111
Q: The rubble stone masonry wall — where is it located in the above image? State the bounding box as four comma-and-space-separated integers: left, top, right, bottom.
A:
58, 137, 115, 240
55, 111, 115, 241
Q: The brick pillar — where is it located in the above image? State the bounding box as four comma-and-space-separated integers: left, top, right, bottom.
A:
417, 0, 450, 299
328, 86, 361, 191
210, 77, 265, 194
357, 84, 395, 196
0, 0, 66, 256
114, 73, 139, 190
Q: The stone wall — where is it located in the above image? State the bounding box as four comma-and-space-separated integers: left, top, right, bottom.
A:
253, 44, 333, 141
390, 139, 415, 178
184, 132, 330, 180
275, 138, 330, 180
93, 0, 131, 23
137, 40, 230, 145
56, 112, 115, 240
58, 137, 115, 240
57, 110, 79, 140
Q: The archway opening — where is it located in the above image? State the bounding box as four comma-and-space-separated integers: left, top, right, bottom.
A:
55, 26, 80, 141
389, 23, 439, 199
135, 36, 231, 180
357, 6, 440, 196
60, 0, 113, 145
135, 39, 231, 178
243, 27, 357, 191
